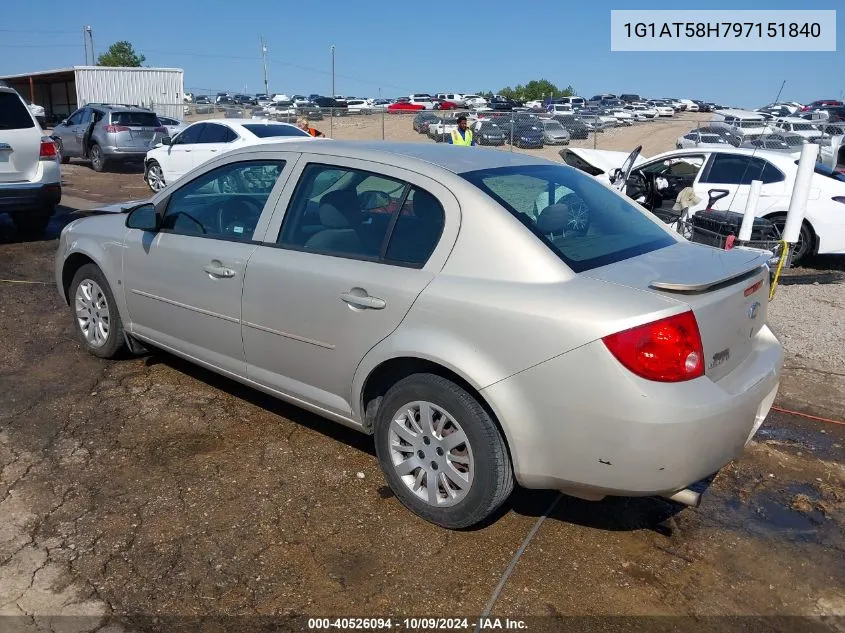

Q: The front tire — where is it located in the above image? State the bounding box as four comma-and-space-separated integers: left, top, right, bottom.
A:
374, 373, 513, 529
145, 161, 166, 192
68, 264, 126, 359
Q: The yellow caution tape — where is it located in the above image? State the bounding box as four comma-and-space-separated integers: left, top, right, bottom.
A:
769, 240, 789, 301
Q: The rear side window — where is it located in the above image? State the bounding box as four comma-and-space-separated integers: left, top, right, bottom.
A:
241, 124, 310, 138
110, 111, 159, 127
461, 165, 674, 273
0, 91, 35, 129
702, 155, 785, 185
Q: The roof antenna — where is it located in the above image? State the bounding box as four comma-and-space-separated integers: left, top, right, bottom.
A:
773, 79, 786, 105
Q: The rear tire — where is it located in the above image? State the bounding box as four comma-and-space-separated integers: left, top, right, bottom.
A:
769, 216, 814, 265
374, 373, 514, 529
89, 143, 106, 172
12, 207, 53, 236
68, 264, 126, 359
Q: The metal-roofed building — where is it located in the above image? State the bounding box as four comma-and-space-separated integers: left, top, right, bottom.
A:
0, 66, 184, 124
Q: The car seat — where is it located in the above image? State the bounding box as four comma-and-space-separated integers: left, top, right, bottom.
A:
304, 189, 364, 254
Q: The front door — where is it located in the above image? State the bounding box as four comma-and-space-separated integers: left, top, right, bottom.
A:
242, 159, 454, 418
160, 122, 206, 184
123, 158, 289, 376
59, 108, 89, 157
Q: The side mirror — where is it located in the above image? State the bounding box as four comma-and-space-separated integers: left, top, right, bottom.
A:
161, 136, 173, 146
125, 203, 160, 232
59, 119, 68, 127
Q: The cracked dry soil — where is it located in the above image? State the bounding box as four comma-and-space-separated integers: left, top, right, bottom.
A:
0, 236, 844, 633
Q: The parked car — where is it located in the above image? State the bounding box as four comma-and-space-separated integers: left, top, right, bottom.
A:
55, 140, 784, 529
676, 131, 732, 149
52, 104, 166, 172
606, 108, 634, 126
413, 112, 440, 134
388, 99, 425, 113
742, 137, 801, 155
345, 99, 374, 115
559, 145, 845, 263
651, 103, 675, 117
144, 119, 313, 192
802, 100, 843, 112
472, 120, 507, 146
435, 93, 466, 107
539, 119, 570, 145
0, 85, 61, 234
772, 118, 822, 142
624, 104, 657, 120
547, 103, 573, 116
157, 116, 188, 137
487, 97, 519, 112
554, 115, 590, 139
313, 96, 348, 116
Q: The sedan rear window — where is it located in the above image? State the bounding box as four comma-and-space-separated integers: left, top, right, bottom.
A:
461, 165, 674, 272
0, 91, 35, 129
110, 112, 160, 127
242, 124, 310, 138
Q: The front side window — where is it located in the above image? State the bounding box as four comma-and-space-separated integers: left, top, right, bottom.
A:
65, 109, 86, 126
277, 163, 444, 267
161, 160, 285, 240
200, 124, 237, 143
461, 165, 675, 273
174, 123, 204, 145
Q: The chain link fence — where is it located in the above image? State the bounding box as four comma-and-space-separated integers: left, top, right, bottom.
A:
149, 101, 842, 165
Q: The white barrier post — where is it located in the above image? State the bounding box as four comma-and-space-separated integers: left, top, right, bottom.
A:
738, 179, 762, 242
783, 142, 820, 265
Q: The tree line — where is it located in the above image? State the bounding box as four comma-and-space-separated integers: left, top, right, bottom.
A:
480, 79, 575, 102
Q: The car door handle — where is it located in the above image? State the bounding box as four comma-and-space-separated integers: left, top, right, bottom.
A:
203, 261, 236, 278
340, 291, 386, 310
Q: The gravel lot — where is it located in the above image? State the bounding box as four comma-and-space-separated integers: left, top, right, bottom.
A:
1, 114, 842, 631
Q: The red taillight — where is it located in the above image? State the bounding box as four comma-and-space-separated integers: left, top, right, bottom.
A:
602, 311, 704, 383
105, 124, 130, 133
39, 137, 57, 160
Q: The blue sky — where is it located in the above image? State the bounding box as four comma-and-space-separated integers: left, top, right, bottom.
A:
2, 0, 842, 107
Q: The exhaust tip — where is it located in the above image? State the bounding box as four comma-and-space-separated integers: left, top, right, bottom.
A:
661, 488, 702, 508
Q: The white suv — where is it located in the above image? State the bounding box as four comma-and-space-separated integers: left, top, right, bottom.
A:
0, 85, 61, 235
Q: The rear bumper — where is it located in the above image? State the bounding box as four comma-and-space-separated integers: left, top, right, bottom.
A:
482, 326, 783, 500
0, 181, 61, 211
101, 145, 149, 159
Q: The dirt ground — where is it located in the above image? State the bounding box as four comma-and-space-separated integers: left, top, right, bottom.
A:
1, 119, 844, 632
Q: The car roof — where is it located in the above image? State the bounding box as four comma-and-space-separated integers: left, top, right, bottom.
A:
652, 146, 797, 166
219, 140, 552, 174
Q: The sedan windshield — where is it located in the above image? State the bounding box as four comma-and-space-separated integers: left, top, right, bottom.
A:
460, 165, 675, 272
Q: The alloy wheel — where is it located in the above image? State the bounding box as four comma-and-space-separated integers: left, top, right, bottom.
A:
388, 401, 474, 507
146, 164, 165, 192
74, 279, 110, 348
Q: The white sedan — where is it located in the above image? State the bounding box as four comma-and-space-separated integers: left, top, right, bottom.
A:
144, 119, 314, 192
560, 145, 845, 263
676, 131, 733, 149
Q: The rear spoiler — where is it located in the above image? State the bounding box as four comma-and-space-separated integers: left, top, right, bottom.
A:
649, 252, 771, 294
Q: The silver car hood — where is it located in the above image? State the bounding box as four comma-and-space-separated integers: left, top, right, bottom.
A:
74, 199, 151, 215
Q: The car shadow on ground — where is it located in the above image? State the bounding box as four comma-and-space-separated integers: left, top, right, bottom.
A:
0, 204, 80, 245
64, 159, 145, 174
145, 350, 686, 535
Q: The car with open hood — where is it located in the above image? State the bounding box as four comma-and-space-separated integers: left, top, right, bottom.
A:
559, 145, 845, 263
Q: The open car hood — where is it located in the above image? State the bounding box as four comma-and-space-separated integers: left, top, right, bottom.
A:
559, 147, 648, 181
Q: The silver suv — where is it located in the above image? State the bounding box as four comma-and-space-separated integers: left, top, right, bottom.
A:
0, 84, 61, 234
52, 104, 165, 172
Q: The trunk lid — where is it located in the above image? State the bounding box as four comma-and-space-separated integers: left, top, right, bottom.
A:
585, 242, 772, 382
109, 111, 161, 149
0, 90, 41, 183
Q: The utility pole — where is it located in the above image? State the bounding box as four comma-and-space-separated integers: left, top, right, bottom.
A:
82, 27, 88, 64
330, 45, 336, 98
260, 35, 269, 96
85, 26, 94, 64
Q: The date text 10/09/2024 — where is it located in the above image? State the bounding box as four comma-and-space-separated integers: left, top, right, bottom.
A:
623, 22, 821, 39
307, 617, 528, 630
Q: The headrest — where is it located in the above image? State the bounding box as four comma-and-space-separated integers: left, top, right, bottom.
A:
412, 190, 441, 220
536, 203, 571, 234
320, 189, 358, 212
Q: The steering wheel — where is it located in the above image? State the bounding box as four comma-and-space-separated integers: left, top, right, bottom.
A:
625, 170, 654, 206
216, 197, 263, 236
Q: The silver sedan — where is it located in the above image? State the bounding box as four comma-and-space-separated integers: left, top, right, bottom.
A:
54, 141, 783, 528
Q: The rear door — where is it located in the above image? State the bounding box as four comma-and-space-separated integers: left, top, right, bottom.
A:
109, 110, 161, 151
0, 90, 40, 183
194, 122, 239, 170
695, 153, 787, 215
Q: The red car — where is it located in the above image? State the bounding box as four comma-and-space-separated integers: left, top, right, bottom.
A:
387, 100, 425, 113
802, 99, 844, 111
434, 99, 459, 110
